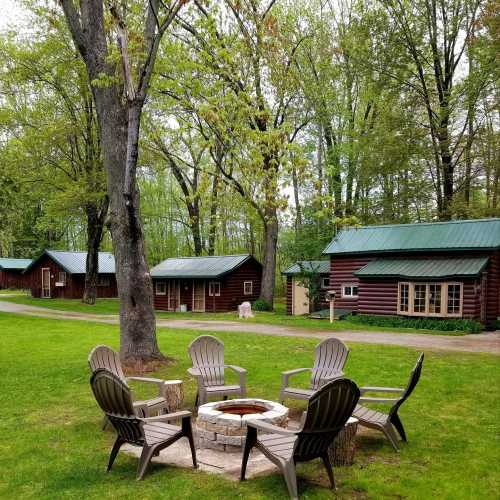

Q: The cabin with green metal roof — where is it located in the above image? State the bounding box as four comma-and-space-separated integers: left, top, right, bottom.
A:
24, 250, 117, 299
150, 254, 262, 312
281, 261, 330, 315
0, 258, 32, 290
323, 218, 500, 327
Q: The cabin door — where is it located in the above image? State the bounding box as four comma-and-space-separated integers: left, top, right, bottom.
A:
292, 277, 309, 315
192, 280, 205, 312
168, 280, 180, 311
41, 268, 51, 298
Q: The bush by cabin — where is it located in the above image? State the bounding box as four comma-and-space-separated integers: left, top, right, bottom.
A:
0, 258, 32, 290
282, 260, 330, 315
151, 254, 262, 313
24, 250, 118, 299
323, 218, 500, 328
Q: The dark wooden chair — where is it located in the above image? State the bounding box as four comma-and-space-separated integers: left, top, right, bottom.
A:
241, 378, 360, 499
90, 368, 197, 480
353, 353, 424, 451
280, 337, 349, 403
188, 335, 246, 405
89, 345, 169, 418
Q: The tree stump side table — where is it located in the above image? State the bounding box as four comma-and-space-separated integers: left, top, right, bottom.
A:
162, 380, 184, 413
328, 417, 358, 466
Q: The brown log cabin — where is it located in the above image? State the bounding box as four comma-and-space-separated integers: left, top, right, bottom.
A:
151, 254, 262, 313
0, 258, 32, 290
282, 261, 330, 315
24, 250, 117, 299
323, 218, 500, 327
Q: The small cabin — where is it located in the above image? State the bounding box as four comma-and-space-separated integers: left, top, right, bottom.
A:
323, 218, 500, 327
0, 258, 32, 290
24, 250, 117, 299
282, 261, 330, 315
151, 254, 262, 313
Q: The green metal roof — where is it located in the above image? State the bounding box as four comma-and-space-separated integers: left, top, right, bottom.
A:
25, 250, 115, 274
0, 258, 32, 270
282, 260, 330, 276
354, 257, 489, 279
150, 254, 258, 279
323, 218, 500, 255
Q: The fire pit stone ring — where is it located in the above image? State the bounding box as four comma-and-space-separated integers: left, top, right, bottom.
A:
196, 398, 289, 451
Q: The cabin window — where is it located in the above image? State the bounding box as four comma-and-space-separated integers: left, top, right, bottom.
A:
98, 275, 110, 287
243, 281, 253, 295
447, 283, 462, 315
209, 281, 221, 297
58, 272, 66, 285
156, 281, 166, 295
342, 284, 358, 298
397, 282, 462, 317
322, 277, 330, 288
399, 283, 409, 312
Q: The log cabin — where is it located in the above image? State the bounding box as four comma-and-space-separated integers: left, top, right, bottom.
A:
282, 261, 330, 315
24, 250, 117, 299
151, 254, 262, 313
0, 258, 32, 290
323, 218, 500, 327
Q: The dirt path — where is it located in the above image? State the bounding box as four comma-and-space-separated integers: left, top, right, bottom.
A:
0, 300, 498, 355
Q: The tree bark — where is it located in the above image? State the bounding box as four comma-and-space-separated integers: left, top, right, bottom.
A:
82, 198, 108, 304
259, 205, 278, 306
207, 174, 219, 255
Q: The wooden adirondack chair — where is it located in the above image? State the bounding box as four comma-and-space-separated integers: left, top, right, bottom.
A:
280, 337, 349, 403
353, 353, 424, 452
241, 378, 360, 499
90, 369, 197, 480
188, 335, 246, 406
88, 345, 169, 418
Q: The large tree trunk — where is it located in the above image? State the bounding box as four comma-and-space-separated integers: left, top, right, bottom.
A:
259, 206, 278, 307
207, 174, 219, 255
324, 122, 342, 217
82, 199, 108, 304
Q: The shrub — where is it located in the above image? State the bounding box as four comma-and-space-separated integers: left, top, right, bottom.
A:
346, 314, 482, 334
253, 298, 272, 311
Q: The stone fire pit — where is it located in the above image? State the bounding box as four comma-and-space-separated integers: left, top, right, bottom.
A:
197, 398, 289, 452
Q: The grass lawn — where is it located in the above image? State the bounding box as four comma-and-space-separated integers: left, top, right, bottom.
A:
0, 294, 466, 336
0, 312, 498, 499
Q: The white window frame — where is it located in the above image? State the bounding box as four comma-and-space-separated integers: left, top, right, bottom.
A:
397, 282, 463, 318
155, 281, 166, 295
243, 281, 253, 295
321, 277, 330, 288
341, 283, 359, 298
58, 271, 66, 284
208, 281, 221, 297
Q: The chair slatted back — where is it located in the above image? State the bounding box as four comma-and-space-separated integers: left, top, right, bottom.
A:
311, 338, 349, 389
389, 353, 424, 418
188, 335, 225, 386
88, 345, 126, 381
295, 378, 359, 460
90, 369, 144, 445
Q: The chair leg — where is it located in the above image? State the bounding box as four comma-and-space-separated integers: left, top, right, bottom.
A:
381, 424, 400, 452
321, 453, 336, 490
187, 433, 198, 468
107, 437, 124, 472
194, 391, 199, 407
283, 460, 299, 500
240, 426, 257, 481
137, 445, 156, 480
391, 413, 407, 442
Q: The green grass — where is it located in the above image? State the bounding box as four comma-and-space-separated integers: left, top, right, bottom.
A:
0, 312, 499, 499
0, 294, 467, 335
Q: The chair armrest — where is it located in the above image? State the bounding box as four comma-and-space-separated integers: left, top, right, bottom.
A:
141, 410, 191, 423
187, 367, 201, 376
359, 386, 404, 395
224, 364, 246, 374
127, 376, 165, 387
281, 367, 311, 388
246, 419, 297, 436
318, 372, 344, 386
359, 396, 401, 404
